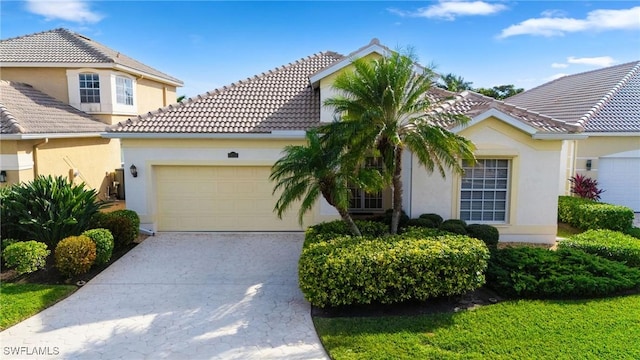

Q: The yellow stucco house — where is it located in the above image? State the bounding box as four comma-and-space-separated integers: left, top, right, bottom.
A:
507, 61, 640, 211
106, 39, 585, 243
0, 28, 183, 199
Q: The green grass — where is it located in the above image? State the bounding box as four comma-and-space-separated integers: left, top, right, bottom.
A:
314, 295, 640, 360
0, 283, 76, 330
557, 222, 583, 238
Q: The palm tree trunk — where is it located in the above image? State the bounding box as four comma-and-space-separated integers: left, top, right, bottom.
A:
337, 208, 362, 236
390, 148, 403, 234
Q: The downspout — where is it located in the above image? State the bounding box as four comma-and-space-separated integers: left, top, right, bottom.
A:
32, 138, 49, 178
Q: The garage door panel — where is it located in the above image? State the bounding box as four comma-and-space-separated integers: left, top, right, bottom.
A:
599, 157, 640, 212
156, 166, 306, 231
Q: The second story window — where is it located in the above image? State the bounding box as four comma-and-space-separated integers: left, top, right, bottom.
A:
79, 73, 100, 103
116, 76, 134, 105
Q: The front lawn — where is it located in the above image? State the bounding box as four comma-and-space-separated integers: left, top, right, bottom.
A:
314, 294, 640, 360
0, 283, 76, 330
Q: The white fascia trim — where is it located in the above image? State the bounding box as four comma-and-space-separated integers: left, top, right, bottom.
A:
450, 108, 538, 135
102, 131, 307, 140
2, 62, 183, 87
0, 133, 104, 140
532, 133, 588, 140
309, 44, 390, 86
581, 132, 640, 137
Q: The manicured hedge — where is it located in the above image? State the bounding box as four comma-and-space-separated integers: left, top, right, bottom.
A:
304, 220, 388, 247
559, 229, 640, 268
487, 246, 640, 299
466, 224, 500, 249
558, 196, 634, 231
2, 241, 50, 275
299, 225, 489, 308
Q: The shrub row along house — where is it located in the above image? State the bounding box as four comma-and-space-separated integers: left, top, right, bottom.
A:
107, 39, 589, 243
0, 28, 183, 199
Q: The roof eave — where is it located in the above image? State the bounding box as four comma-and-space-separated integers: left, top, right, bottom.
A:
531, 133, 589, 140
1, 132, 105, 140
309, 43, 390, 88
102, 130, 307, 140
0, 62, 183, 87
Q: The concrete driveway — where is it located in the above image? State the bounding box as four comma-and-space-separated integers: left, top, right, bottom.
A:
0, 233, 328, 360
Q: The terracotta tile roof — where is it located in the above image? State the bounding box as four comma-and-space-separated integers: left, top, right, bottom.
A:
110, 51, 345, 133
506, 61, 640, 132
428, 88, 580, 133
0, 28, 182, 86
1, 80, 107, 134
109, 48, 578, 135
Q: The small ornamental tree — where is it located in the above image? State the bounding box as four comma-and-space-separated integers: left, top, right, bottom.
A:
569, 174, 604, 201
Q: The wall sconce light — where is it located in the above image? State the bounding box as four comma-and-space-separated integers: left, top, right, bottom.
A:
586, 159, 592, 171
0, 171, 6, 183
129, 164, 138, 178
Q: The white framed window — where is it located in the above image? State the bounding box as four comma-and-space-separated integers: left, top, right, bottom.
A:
116, 76, 134, 105
79, 73, 100, 103
460, 159, 510, 223
349, 157, 384, 212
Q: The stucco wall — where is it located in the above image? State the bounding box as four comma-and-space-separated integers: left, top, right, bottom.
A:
1, 68, 70, 103
120, 137, 340, 229
409, 117, 563, 243
574, 135, 640, 178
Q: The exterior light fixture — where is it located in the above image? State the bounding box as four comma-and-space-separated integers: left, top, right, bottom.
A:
129, 164, 138, 178
0, 171, 6, 183
586, 159, 592, 171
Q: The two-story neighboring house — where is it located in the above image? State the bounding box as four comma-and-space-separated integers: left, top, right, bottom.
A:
0, 28, 183, 198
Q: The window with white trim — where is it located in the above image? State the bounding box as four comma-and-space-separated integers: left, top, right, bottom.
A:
460, 159, 510, 222
116, 76, 134, 105
79, 73, 100, 103
349, 157, 384, 211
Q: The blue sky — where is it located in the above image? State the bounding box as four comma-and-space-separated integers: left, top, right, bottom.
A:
2, 1, 639, 98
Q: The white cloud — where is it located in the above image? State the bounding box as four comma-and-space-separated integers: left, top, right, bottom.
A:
567, 56, 616, 67
551, 63, 569, 69
389, 1, 507, 21
546, 73, 569, 81
26, 0, 103, 24
499, 6, 640, 38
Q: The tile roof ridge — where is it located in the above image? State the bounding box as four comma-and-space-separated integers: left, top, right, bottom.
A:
0, 27, 61, 42
58, 28, 115, 63
0, 81, 27, 134
496, 96, 584, 132
428, 88, 466, 113
577, 61, 640, 128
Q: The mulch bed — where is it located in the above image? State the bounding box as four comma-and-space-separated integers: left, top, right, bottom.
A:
312, 286, 504, 318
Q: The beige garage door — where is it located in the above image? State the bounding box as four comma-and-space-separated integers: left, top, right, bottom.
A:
156, 166, 305, 231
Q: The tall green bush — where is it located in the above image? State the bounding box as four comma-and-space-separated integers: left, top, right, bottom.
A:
90, 210, 140, 249
0, 176, 105, 246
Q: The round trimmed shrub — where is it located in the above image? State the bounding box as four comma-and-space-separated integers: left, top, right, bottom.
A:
299, 233, 490, 308
1, 238, 19, 252
559, 229, 640, 267
382, 209, 410, 228
440, 219, 467, 235
466, 224, 500, 249
403, 218, 439, 229
625, 227, 640, 240
487, 246, 640, 299
55, 235, 96, 277
82, 228, 114, 265
2, 241, 50, 275
419, 213, 443, 226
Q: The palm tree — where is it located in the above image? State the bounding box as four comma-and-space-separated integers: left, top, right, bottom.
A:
437, 73, 473, 92
323, 52, 476, 234
270, 129, 381, 236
